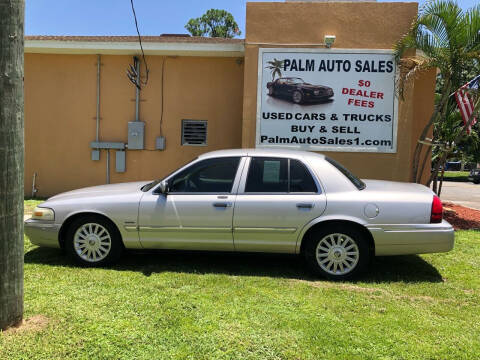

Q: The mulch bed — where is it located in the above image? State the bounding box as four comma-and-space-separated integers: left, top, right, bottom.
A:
443, 202, 480, 230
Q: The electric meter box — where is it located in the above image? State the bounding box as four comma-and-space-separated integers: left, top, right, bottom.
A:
116, 151, 126, 172
128, 121, 144, 150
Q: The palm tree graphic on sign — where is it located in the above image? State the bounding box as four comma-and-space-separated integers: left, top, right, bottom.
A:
266, 58, 284, 81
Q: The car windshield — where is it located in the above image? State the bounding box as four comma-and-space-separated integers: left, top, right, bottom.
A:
288, 78, 305, 84
325, 157, 366, 190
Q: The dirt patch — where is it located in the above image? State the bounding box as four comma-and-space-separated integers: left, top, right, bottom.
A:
2, 315, 49, 335
292, 279, 453, 303
443, 202, 480, 230
296, 280, 385, 294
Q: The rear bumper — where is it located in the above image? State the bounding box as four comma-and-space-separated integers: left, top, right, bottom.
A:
367, 220, 454, 256
24, 219, 61, 248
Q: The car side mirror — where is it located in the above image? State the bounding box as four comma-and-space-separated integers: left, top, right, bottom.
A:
158, 180, 169, 195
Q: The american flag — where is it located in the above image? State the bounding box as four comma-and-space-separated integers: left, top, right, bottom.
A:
455, 75, 479, 134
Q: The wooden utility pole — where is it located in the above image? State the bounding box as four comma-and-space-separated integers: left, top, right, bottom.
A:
0, 0, 25, 330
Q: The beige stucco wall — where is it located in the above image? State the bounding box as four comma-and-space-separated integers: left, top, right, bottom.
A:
25, 54, 244, 197
242, 1, 435, 182
25, 2, 436, 196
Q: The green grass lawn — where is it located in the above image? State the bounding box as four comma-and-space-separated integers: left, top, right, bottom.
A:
1, 229, 479, 359
442, 171, 470, 182
23, 199, 44, 215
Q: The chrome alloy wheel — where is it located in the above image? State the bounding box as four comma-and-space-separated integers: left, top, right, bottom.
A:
73, 223, 112, 263
292, 90, 303, 103
315, 233, 360, 275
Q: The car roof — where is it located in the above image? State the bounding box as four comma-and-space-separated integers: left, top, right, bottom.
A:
198, 148, 326, 160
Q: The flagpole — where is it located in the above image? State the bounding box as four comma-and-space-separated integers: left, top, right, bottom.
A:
449, 74, 480, 97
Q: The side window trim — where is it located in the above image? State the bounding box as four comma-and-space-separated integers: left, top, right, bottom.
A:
238, 156, 322, 195
230, 156, 248, 195
164, 156, 243, 195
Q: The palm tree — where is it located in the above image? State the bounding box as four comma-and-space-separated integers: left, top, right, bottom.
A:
431, 87, 479, 194
394, 0, 480, 183
266, 58, 284, 81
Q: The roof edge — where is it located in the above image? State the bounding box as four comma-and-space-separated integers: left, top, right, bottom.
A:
25, 38, 245, 57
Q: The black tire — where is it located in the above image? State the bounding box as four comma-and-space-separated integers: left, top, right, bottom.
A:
65, 215, 123, 266
292, 90, 303, 104
303, 224, 370, 280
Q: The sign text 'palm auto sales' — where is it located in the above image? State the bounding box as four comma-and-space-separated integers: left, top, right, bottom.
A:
256, 49, 398, 153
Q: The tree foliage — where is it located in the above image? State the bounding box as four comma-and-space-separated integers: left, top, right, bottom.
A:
394, 0, 480, 184
185, 9, 241, 38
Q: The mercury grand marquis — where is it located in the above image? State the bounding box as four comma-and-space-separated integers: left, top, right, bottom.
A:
25, 149, 454, 280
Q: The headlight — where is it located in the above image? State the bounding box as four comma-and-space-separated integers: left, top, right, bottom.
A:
32, 207, 55, 221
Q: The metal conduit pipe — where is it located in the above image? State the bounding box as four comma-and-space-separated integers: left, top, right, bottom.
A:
96, 54, 101, 141
106, 149, 110, 184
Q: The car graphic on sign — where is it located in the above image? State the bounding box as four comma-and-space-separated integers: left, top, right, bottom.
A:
267, 77, 334, 104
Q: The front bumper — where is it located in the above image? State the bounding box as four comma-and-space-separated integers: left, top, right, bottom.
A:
24, 218, 61, 248
304, 92, 333, 102
367, 220, 454, 256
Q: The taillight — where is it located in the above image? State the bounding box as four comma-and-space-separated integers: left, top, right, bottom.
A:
430, 195, 443, 223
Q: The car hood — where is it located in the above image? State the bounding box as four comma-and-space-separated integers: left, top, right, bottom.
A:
362, 179, 433, 196
47, 181, 150, 201
300, 84, 331, 91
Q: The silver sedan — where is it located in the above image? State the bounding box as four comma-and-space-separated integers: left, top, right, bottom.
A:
25, 149, 454, 279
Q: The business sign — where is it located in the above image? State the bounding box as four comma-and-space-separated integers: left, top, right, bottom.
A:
256, 48, 398, 153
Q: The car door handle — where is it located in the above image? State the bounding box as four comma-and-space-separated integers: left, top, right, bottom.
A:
213, 202, 232, 208
296, 203, 313, 209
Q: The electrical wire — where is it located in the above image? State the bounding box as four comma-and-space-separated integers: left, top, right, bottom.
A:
129, 0, 149, 88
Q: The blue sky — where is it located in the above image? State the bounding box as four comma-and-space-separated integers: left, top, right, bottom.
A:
26, 0, 478, 37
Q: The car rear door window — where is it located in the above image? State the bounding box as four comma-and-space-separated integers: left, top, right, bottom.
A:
245, 157, 318, 193
169, 157, 240, 193
245, 158, 288, 192
289, 159, 317, 193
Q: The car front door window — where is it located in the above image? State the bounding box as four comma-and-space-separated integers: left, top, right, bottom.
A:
169, 157, 240, 193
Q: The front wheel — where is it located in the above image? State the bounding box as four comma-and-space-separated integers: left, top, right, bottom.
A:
66, 215, 123, 266
292, 90, 303, 104
303, 225, 370, 280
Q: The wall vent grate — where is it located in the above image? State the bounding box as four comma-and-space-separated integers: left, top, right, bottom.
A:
182, 120, 207, 146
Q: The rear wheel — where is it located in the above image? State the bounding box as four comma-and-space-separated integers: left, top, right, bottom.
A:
66, 215, 123, 266
304, 224, 369, 280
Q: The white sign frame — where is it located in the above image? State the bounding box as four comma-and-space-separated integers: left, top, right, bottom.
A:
255, 48, 399, 153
